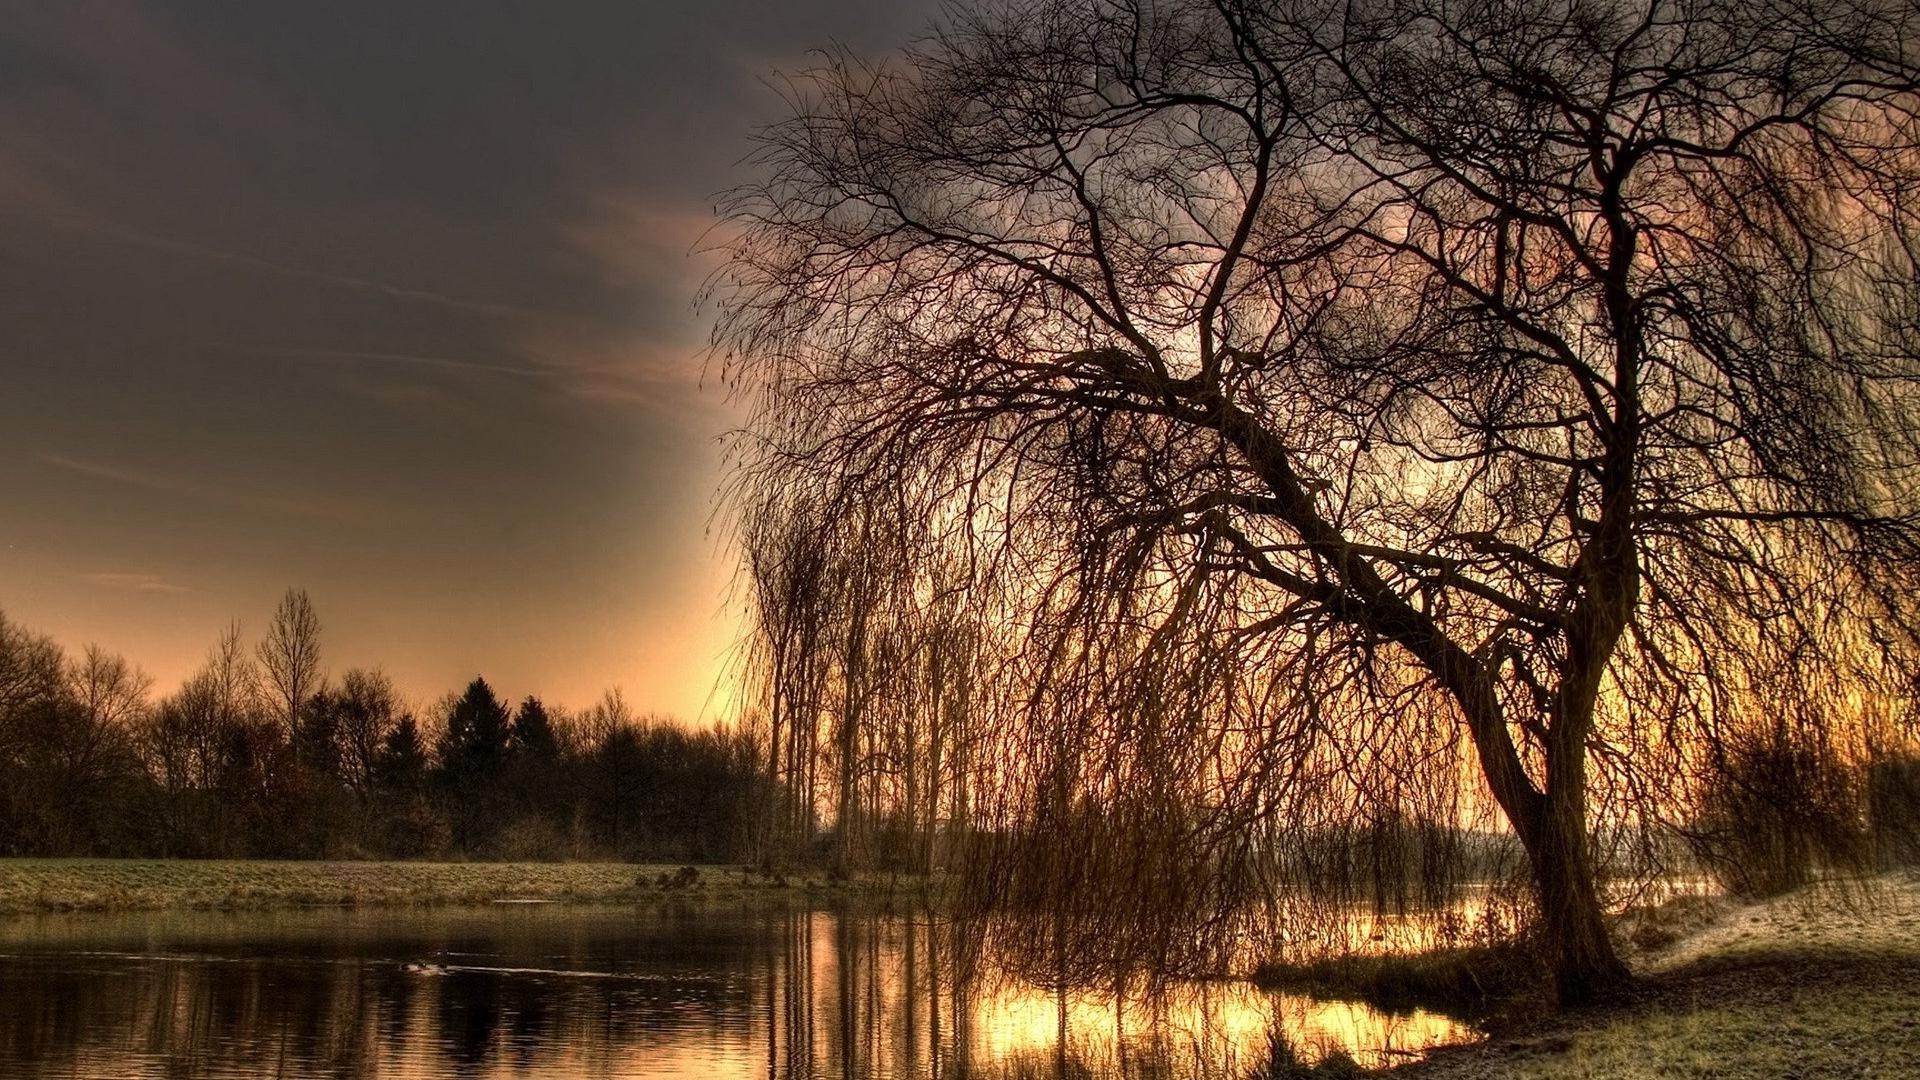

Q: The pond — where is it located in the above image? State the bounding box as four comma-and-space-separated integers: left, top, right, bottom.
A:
0, 903, 1475, 1078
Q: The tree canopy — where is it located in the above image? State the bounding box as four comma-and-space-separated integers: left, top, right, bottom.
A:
716, 0, 1920, 1000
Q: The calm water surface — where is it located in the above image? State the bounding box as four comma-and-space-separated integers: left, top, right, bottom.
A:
0, 904, 1474, 1079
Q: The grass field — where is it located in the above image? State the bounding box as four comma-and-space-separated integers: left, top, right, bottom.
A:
1393, 871, 1920, 1079
0, 858, 901, 913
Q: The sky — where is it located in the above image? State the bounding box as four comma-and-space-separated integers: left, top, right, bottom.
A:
0, 0, 933, 722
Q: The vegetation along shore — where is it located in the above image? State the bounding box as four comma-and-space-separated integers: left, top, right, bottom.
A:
0, 859, 922, 915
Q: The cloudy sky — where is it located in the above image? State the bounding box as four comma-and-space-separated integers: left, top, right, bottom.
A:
0, 1, 932, 719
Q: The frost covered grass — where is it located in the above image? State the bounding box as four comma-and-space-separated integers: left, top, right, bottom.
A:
1396, 872, 1920, 1079
0, 858, 900, 913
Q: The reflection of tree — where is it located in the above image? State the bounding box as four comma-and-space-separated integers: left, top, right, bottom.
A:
372, 962, 416, 1060
0, 907, 1474, 1078
437, 974, 502, 1074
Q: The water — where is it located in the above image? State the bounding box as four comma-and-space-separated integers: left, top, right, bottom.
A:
0, 904, 1475, 1079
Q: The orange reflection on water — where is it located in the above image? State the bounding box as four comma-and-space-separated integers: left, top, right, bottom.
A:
972, 973, 1472, 1073
0, 905, 1476, 1079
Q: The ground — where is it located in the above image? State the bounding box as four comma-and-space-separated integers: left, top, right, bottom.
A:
0, 858, 902, 912
1395, 871, 1920, 1080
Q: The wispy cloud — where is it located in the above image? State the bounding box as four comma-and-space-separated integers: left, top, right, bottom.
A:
257, 347, 564, 381
79, 572, 190, 595
251, 341, 725, 425
88, 223, 566, 320
38, 452, 372, 523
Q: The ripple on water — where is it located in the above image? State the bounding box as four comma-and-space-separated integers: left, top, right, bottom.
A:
0, 905, 1477, 1078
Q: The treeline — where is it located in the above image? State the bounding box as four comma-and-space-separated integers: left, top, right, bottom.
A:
0, 593, 763, 862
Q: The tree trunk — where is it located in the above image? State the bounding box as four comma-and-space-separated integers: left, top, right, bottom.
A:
1519, 780, 1630, 1004
1448, 655, 1631, 1004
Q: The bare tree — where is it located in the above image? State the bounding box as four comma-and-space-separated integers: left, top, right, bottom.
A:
743, 496, 838, 856
212, 622, 257, 702
0, 616, 144, 853
717, 0, 1920, 1000
258, 589, 322, 745
0, 611, 63, 728
333, 667, 400, 797
68, 646, 151, 732
138, 623, 268, 854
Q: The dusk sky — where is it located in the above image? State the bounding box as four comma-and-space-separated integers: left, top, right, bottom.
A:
0, 1, 932, 721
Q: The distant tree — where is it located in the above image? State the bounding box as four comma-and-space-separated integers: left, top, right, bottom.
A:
333, 668, 401, 796
0, 600, 778, 864
374, 712, 429, 794
0, 611, 64, 740
437, 677, 512, 852
50, 646, 151, 849
579, 690, 643, 857
206, 623, 260, 729
258, 589, 322, 746
139, 692, 201, 854
511, 696, 559, 762
368, 710, 440, 855
440, 678, 512, 771
137, 624, 271, 855
68, 645, 150, 732
506, 695, 565, 832
296, 689, 344, 782
0, 616, 81, 852
0, 618, 154, 854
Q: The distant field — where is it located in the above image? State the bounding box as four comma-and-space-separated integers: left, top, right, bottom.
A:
0, 859, 883, 914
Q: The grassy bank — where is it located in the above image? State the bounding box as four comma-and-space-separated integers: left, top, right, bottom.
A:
1388, 871, 1920, 1079
1251, 941, 1539, 1020
0, 858, 919, 914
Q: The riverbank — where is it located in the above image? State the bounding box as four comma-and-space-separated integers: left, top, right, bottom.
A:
1389, 870, 1920, 1079
0, 858, 923, 913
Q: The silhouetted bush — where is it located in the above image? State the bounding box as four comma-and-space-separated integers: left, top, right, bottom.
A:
1250, 940, 1538, 1019
1868, 752, 1920, 868
1692, 728, 1867, 897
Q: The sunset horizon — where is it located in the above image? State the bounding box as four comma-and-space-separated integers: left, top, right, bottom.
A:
4, 2, 1919, 1077
1, 0, 931, 726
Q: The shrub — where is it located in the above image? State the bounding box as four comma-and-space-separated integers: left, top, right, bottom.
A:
1691, 729, 1866, 897
1868, 752, 1920, 868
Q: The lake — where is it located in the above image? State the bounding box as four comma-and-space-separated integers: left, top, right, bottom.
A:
0, 903, 1475, 1078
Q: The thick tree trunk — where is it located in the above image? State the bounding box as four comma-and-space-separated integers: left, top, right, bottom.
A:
1447, 655, 1631, 1004
1519, 781, 1631, 1004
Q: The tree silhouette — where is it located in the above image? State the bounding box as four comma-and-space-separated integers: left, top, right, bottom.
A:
334, 668, 401, 797
511, 696, 559, 762
374, 713, 429, 793
258, 589, 322, 746
716, 0, 1920, 1000
437, 678, 512, 851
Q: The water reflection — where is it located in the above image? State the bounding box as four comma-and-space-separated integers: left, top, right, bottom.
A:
0, 905, 1473, 1079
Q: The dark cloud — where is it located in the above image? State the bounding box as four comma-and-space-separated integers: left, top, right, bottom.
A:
0, 0, 935, 717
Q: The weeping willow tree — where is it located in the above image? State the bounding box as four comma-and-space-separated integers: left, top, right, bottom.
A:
738, 475, 999, 874
714, 0, 1920, 1002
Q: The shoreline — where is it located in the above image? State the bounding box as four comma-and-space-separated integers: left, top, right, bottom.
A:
1385, 870, 1920, 1079
10, 859, 1917, 1078
0, 858, 932, 915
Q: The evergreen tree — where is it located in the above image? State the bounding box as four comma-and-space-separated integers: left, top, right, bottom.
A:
510, 696, 558, 762
437, 677, 510, 852
373, 713, 427, 794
